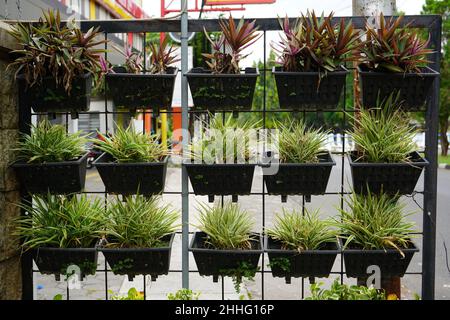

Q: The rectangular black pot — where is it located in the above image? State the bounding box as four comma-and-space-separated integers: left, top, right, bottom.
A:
106, 67, 177, 114
184, 161, 256, 202
189, 231, 263, 282
342, 241, 419, 278
263, 151, 336, 198
32, 246, 98, 281
17, 73, 92, 115
186, 67, 258, 112
348, 151, 428, 195
273, 66, 348, 110
101, 233, 175, 281
11, 153, 88, 194
358, 65, 439, 111
265, 236, 339, 284
94, 153, 168, 196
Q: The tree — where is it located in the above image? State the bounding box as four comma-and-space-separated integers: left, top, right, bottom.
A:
422, 0, 450, 156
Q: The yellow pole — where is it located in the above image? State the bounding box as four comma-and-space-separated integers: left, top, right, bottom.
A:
89, 0, 96, 19
161, 111, 168, 149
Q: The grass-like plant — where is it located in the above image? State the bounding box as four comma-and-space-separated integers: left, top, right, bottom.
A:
148, 37, 180, 74
15, 194, 104, 249
336, 191, 416, 255
348, 94, 418, 163
188, 114, 260, 163
94, 124, 168, 163
276, 119, 329, 163
306, 278, 386, 300
266, 208, 337, 251
195, 202, 255, 250
15, 119, 87, 163
102, 195, 179, 248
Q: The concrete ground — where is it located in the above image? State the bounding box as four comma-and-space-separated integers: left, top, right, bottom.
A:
34, 155, 450, 300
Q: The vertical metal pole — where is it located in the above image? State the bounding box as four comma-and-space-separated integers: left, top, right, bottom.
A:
180, 0, 189, 289
422, 16, 441, 300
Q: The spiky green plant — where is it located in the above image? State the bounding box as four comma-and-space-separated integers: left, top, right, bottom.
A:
276, 119, 329, 163
266, 208, 337, 251
348, 94, 418, 163
93, 124, 168, 163
188, 113, 260, 163
103, 195, 179, 248
335, 191, 416, 255
359, 13, 433, 73
15, 194, 104, 249
195, 202, 255, 250
306, 278, 386, 300
14, 119, 87, 163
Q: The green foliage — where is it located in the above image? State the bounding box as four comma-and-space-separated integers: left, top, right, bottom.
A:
306, 278, 386, 300
348, 94, 418, 163
203, 16, 260, 74
53, 294, 63, 300
8, 10, 106, 92
359, 14, 433, 73
267, 257, 291, 272
188, 113, 260, 163
93, 124, 168, 163
274, 11, 360, 73
109, 288, 144, 300
336, 191, 416, 255
276, 119, 329, 163
103, 195, 179, 248
148, 37, 180, 74
15, 194, 103, 249
219, 261, 259, 295
196, 201, 255, 250
15, 119, 87, 163
167, 289, 200, 300
266, 208, 337, 251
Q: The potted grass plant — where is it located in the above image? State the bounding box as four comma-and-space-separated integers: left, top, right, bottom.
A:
186, 16, 260, 115
189, 202, 263, 283
184, 114, 259, 202
8, 10, 106, 118
11, 119, 89, 194
306, 278, 387, 300
93, 124, 169, 196
106, 38, 179, 116
357, 14, 439, 111
100, 195, 179, 281
15, 194, 103, 280
263, 119, 335, 202
336, 191, 419, 278
347, 94, 428, 195
265, 208, 339, 284
272, 11, 360, 110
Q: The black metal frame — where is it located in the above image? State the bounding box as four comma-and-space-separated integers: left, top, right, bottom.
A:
19, 14, 441, 300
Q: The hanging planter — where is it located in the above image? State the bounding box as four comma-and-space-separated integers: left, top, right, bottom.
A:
263, 151, 335, 202
106, 66, 178, 116
265, 236, 339, 284
273, 66, 348, 110
342, 242, 419, 278
12, 153, 88, 194
94, 153, 168, 196
348, 151, 428, 195
358, 65, 439, 111
32, 246, 98, 281
101, 233, 175, 281
186, 67, 259, 114
190, 231, 263, 282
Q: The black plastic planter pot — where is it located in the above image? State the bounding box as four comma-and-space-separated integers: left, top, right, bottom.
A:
348, 151, 428, 195
17, 73, 92, 118
189, 232, 263, 282
32, 246, 98, 281
184, 162, 256, 202
358, 65, 439, 111
94, 153, 168, 196
265, 236, 339, 284
273, 66, 348, 110
263, 151, 336, 202
106, 67, 177, 115
186, 67, 258, 115
11, 153, 88, 194
342, 241, 419, 278
101, 233, 175, 281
